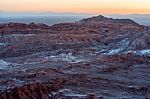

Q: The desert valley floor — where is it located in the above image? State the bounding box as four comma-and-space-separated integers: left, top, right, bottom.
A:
0, 15, 150, 99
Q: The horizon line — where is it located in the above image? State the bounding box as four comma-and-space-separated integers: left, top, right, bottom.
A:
0, 11, 150, 15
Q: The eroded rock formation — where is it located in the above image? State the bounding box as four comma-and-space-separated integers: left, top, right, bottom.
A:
0, 15, 150, 99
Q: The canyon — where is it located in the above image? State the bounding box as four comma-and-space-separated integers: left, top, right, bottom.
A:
0, 15, 150, 99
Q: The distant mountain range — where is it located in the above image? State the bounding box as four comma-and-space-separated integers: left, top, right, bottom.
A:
0, 12, 93, 17
106, 14, 150, 26
0, 12, 150, 26
0, 12, 94, 25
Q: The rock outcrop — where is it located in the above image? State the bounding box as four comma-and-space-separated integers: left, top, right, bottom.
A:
0, 15, 150, 99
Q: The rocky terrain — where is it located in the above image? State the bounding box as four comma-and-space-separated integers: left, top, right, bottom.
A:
0, 15, 150, 99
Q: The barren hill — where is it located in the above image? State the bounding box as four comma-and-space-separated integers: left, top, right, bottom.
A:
0, 15, 150, 99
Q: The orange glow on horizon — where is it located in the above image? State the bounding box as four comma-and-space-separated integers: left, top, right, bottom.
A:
0, 0, 150, 14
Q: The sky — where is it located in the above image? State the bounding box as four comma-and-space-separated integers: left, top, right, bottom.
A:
0, 0, 150, 14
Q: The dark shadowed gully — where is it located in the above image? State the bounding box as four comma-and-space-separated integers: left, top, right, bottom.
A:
0, 15, 150, 99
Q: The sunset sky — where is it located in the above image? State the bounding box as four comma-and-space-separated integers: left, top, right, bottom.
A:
0, 0, 150, 14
